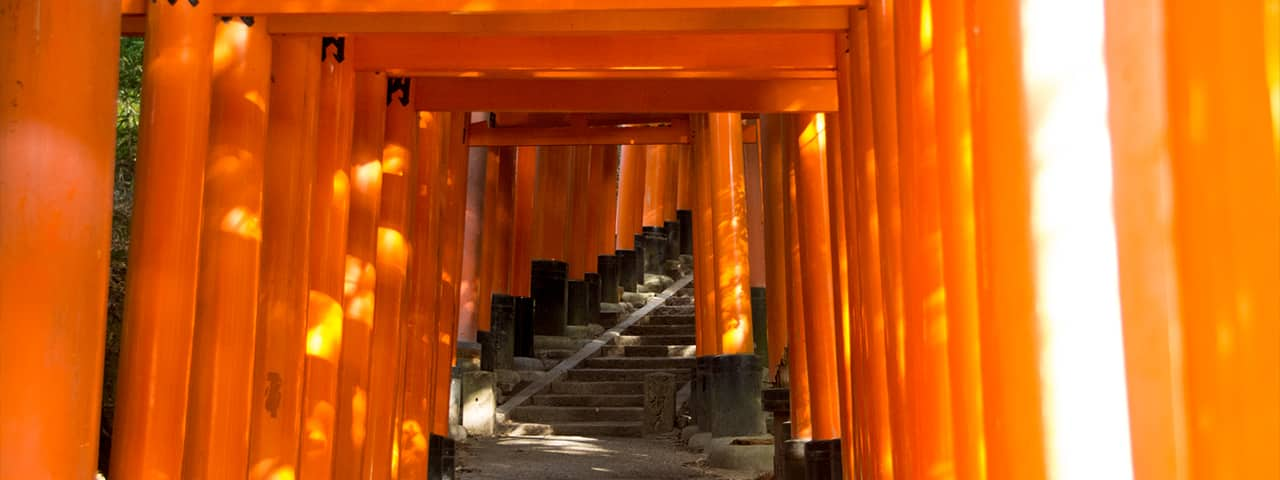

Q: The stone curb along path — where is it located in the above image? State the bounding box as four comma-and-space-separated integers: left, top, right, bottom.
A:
495, 275, 694, 426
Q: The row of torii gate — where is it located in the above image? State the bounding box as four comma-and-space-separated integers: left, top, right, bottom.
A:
2, 0, 1278, 479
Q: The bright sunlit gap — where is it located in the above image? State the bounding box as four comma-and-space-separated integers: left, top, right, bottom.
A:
1021, 0, 1134, 478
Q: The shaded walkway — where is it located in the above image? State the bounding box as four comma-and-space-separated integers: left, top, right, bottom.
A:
457, 433, 757, 480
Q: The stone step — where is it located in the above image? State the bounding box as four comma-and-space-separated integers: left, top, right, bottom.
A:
511, 406, 644, 423
624, 324, 696, 336
615, 334, 697, 346
640, 315, 696, 326
600, 344, 697, 358
582, 356, 696, 370
549, 381, 644, 395
566, 368, 691, 382
651, 305, 695, 316
663, 296, 694, 306
529, 394, 645, 407
505, 421, 642, 437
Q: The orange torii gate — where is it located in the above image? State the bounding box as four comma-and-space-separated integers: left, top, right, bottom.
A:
3, 1, 1278, 480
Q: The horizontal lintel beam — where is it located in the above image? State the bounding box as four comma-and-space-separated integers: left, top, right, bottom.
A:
412, 78, 838, 113
467, 122, 690, 146
352, 33, 836, 78
121, 7, 850, 34
122, 0, 861, 15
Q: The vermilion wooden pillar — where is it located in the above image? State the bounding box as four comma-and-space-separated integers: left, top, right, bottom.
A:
567, 146, 595, 277
779, 115, 813, 440
865, 0, 913, 474
184, 17, 271, 479
616, 145, 647, 249
332, 71, 388, 478
676, 143, 694, 211
398, 111, 447, 479
758, 116, 791, 380
298, 34, 356, 479
476, 147, 504, 332
1149, 1, 1277, 477
823, 114, 857, 479
929, 1, 988, 478
0, 0, 120, 476
509, 146, 538, 296
593, 146, 622, 257
894, 0, 959, 476
431, 112, 470, 439
532, 146, 574, 261
504, 146, 535, 296
458, 141, 489, 343
363, 78, 416, 479
110, 0, 214, 475
643, 144, 670, 227
491, 148, 518, 293
662, 145, 681, 223
707, 113, 754, 355
790, 114, 840, 442
846, 10, 895, 479
691, 116, 719, 356
246, 35, 322, 480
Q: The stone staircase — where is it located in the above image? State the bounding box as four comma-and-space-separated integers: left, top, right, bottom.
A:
506, 289, 697, 437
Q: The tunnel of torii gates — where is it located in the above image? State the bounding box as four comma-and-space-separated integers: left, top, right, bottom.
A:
1, 0, 1278, 479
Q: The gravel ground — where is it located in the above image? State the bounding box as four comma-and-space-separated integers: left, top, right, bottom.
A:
456, 433, 763, 480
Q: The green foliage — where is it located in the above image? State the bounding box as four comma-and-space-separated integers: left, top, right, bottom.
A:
101, 35, 144, 472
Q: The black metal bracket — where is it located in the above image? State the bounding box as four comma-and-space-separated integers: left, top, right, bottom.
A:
322, 36, 346, 63
387, 77, 412, 107
219, 16, 255, 27
158, 0, 200, 7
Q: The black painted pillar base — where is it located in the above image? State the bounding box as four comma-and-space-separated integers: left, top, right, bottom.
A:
762, 388, 791, 479
750, 286, 768, 365
663, 220, 681, 261
694, 356, 713, 432
783, 438, 809, 480
709, 354, 765, 437
641, 228, 667, 274
597, 255, 620, 302
530, 259, 568, 336
428, 434, 456, 480
488, 293, 516, 370
567, 279, 589, 326
634, 233, 651, 276
677, 209, 694, 255
804, 438, 842, 480
477, 330, 494, 371
584, 272, 601, 323
615, 249, 638, 292
513, 296, 535, 357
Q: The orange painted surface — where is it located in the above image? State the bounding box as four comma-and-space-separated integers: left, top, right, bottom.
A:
743, 136, 767, 288
691, 115, 720, 356
509, 146, 538, 295
245, 35, 322, 480
298, 35, 356, 479
1165, 1, 1280, 477
758, 115, 791, 380
895, 0, 958, 476
398, 111, 447, 478
476, 148, 504, 332
332, 71, 388, 478
930, 0, 987, 477
457, 142, 489, 343
567, 146, 595, 278
616, 145, 648, 249
643, 144, 670, 227
791, 114, 840, 440
363, 80, 416, 479
109, 2, 214, 476
588, 146, 621, 259
865, 0, 914, 474
780, 117, 813, 440
707, 113, 754, 355
184, 18, 271, 479
662, 145, 681, 222
675, 143, 694, 211
822, 114, 856, 475
847, 10, 895, 478
0, 0, 119, 475
431, 113, 470, 436
965, 0, 1048, 478
531, 146, 574, 261
491, 148, 519, 292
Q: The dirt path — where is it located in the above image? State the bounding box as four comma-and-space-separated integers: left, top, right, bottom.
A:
456, 433, 761, 480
